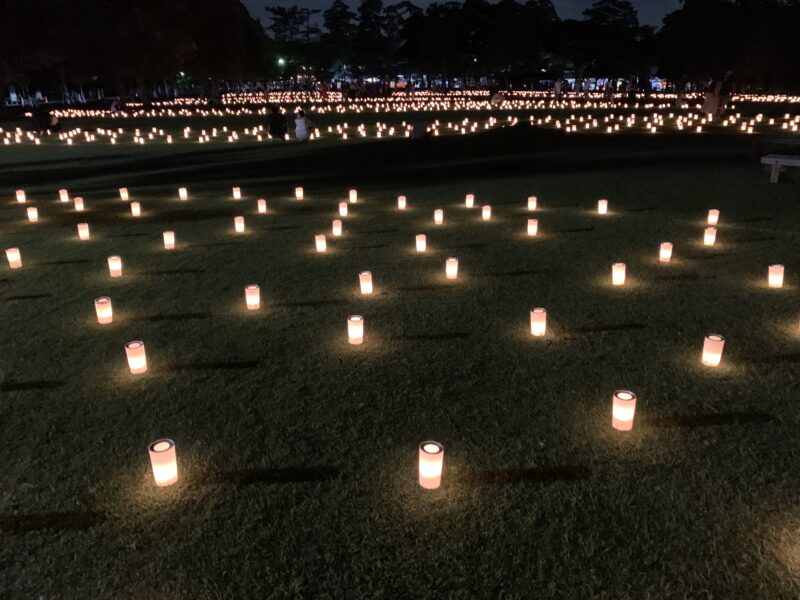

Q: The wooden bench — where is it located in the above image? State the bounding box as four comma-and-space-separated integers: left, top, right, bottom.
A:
761, 154, 800, 183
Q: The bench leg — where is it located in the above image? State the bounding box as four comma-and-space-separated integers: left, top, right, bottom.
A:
770, 164, 780, 183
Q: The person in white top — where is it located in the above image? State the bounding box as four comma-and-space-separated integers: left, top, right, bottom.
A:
295, 109, 312, 142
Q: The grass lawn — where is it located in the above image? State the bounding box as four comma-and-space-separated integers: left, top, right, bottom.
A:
1, 121, 800, 597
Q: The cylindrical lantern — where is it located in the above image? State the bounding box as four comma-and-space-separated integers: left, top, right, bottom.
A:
59, 189, 69, 203
527, 219, 538, 237
94, 296, 113, 324
659, 242, 673, 263
108, 255, 123, 278
315, 234, 327, 252
119, 187, 129, 201
234, 216, 245, 233
16, 190, 26, 203
704, 227, 717, 246
397, 195, 407, 210
349, 189, 358, 203
527, 196, 537, 211
163, 231, 175, 250
482, 205, 492, 221
597, 199, 608, 215
148, 439, 178, 486
612, 262, 626, 286
257, 199, 267, 214
359, 271, 373, 294
434, 209, 444, 225
339, 202, 348, 217
6, 247, 22, 269
125, 340, 147, 374
77, 222, 90, 240
612, 390, 637, 431
27, 207, 38, 222
465, 194, 475, 208
178, 187, 188, 201
530, 308, 547, 336
332, 219, 342, 236
416, 234, 427, 252
131, 201, 141, 217
418, 441, 444, 489
768, 264, 785, 288
707, 209, 720, 225
245, 284, 260, 310
232, 186, 241, 200
702, 334, 725, 367
74, 197, 85, 211
295, 186, 304, 200
446, 257, 459, 280
347, 315, 364, 344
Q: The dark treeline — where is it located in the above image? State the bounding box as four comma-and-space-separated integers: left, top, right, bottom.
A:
2, 0, 800, 101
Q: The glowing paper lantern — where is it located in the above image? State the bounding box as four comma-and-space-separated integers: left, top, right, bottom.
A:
94, 296, 113, 324
397, 195, 407, 210
465, 194, 475, 208
245, 284, 260, 310
482, 205, 492, 221
597, 199, 608, 215
446, 257, 459, 280
178, 187, 188, 201
332, 219, 343, 236
163, 231, 175, 250
257, 199, 267, 213
659, 242, 673, 263
527, 219, 539, 236
530, 308, 547, 336
125, 340, 147, 374
77, 223, 90, 240
131, 202, 141, 217
108, 255, 123, 278
16, 190, 26, 203
232, 187, 241, 200
315, 234, 327, 252
148, 439, 178, 486
119, 188, 129, 201
6, 247, 22, 269
702, 334, 725, 367
434, 209, 444, 225
347, 315, 364, 344
339, 202, 348, 217
768, 264, 784, 288
349, 189, 358, 203
59, 189, 69, 203
612, 390, 637, 431
359, 271, 373, 294
418, 441, 444, 489
416, 234, 427, 252
707, 209, 720, 225
612, 263, 626, 286
234, 216, 245, 233
74, 197, 85, 211
295, 187, 304, 200
704, 227, 717, 246
27, 207, 38, 222
527, 196, 537, 211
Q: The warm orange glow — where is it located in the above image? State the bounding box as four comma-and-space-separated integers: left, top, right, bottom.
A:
465, 193, 475, 208
26, 207, 38, 222
349, 189, 358, 203
768, 264, 785, 288
416, 234, 427, 252
527, 196, 537, 211
119, 187, 129, 201
125, 340, 147, 374
74, 197, 85, 211
612, 262, 626, 286
530, 308, 547, 336
315, 234, 327, 252
704, 227, 717, 246
707, 209, 720, 225
597, 199, 608, 214
612, 390, 637, 431
6, 247, 22, 269
418, 441, 444, 489
339, 202, 348, 217
702, 334, 725, 366
481, 205, 492, 220
148, 439, 178, 486
527, 218, 538, 236
295, 186, 304, 200
445, 257, 459, 279
94, 296, 113, 324
257, 199, 267, 213
178, 187, 188, 201
234, 216, 245, 233
163, 231, 175, 250
347, 315, 364, 344
131, 202, 141, 217
359, 271, 373, 294
434, 209, 444, 225
15, 190, 26, 203
59, 189, 69, 203
659, 242, 673, 262
245, 284, 260, 310
77, 223, 90, 240
232, 186, 242, 200
108, 255, 123, 277
332, 219, 342, 236
397, 195, 407, 210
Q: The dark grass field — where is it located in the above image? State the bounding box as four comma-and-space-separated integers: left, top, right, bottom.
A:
1, 122, 800, 597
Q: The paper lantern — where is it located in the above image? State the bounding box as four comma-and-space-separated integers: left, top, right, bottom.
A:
94, 296, 113, 324
108, 255, 123, 277
707, 209, 719, 225
232, 187, 241, 200
245, 284, 260, 310
234, 216, 245, 233
148, 439, 178, 486
347, 315, 364, 344
349, 189, 358, 203
527, 219, 539, 236
702, 334, 725, 366
6, 247, 22, 269
482, 205, 492, 221
530, 308, 547, 336
465, 194, 475, 208
704, 227, 717, 246
163, 231, 175, 250
339, 202, 348, 217
15, 190, 26, 203
119, 188, 129, 201
397, 195, 407, 210
74, 197, 85, 211
612, 390, 637, 431
434, 209, 444, 225
527, 196, 537, 211
418, 441, 444, 489
359, 271, 373, 295
768, 264, 784, 288
659, 242, 673, 263
59, 189, 69, 203
295, 187, 304, 200
257, 199, 267, 213
330, 219, 343, 237
75, 222, 90, 240
178, 187, 188, 201
612, 262, 626, 286
445, 257, 459, 280
597, 199, 608, 215
315, 234, 327, 252
125, 340, 147, 374
131, 202, 141, 217
416, 234, 427, 252
27, 207, 38, 222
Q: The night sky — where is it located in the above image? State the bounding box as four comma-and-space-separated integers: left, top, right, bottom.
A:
243, 0, 681, 27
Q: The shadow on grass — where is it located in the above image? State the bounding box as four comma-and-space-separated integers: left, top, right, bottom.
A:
40, 259, 91, 266
389, 332, 470, 341
163, 360, 260, 373
571, 323, 646, 334
3, 293, 53, 301
0, 511, 105, 534
646, 411, 774, 428
1, 380, 65, 391
460, 465, 590, 485
193, 466, 340, 487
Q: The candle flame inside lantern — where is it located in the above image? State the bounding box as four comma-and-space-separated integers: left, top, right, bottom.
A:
347, 315, 364, 344
597, 199, 608, 215
527, 219, 538, 236
707, 209, 720, 225
349, 189, 358, 203
339, 202, 348, 217
434, 209, 444, 225
59, 189, 69, 203
119, 188, 129, 201
27, 207, 38, 222
527, 196, 537, 211
94, 296, 113, 324
131, 202, 141, 217
768, 264, 784, 288
257, 199, 267, 213
78, 223, 90, 240
530, 308, 547, 336
418, 441, 444, 489
359, 271, 373, 294
148, 439, 178, 486
6, 247, 22, 269
295, 187, 304, 200
315, 234, 327, 252
234, 216, 245, 233
125, 340, 147, 374
245, 284, 260, 310
74, 197, 85, 211
612, 262, 626, 286
178, 187, 188, 201
416, 234, 427, 252
445, 257, 459, 280
15, 190, 26, 203
702, 334, 725, 367
332, 219, 343, 237
704, 227, 717, 246
232, 187, 241, 200
163, 231, 175, 250
482, 205, 492, 221
612, 390, 637, 431
397, 195, 407, 210
465, 194, 475, 208
659, 242, 673, 263
108, 255, 123, 277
